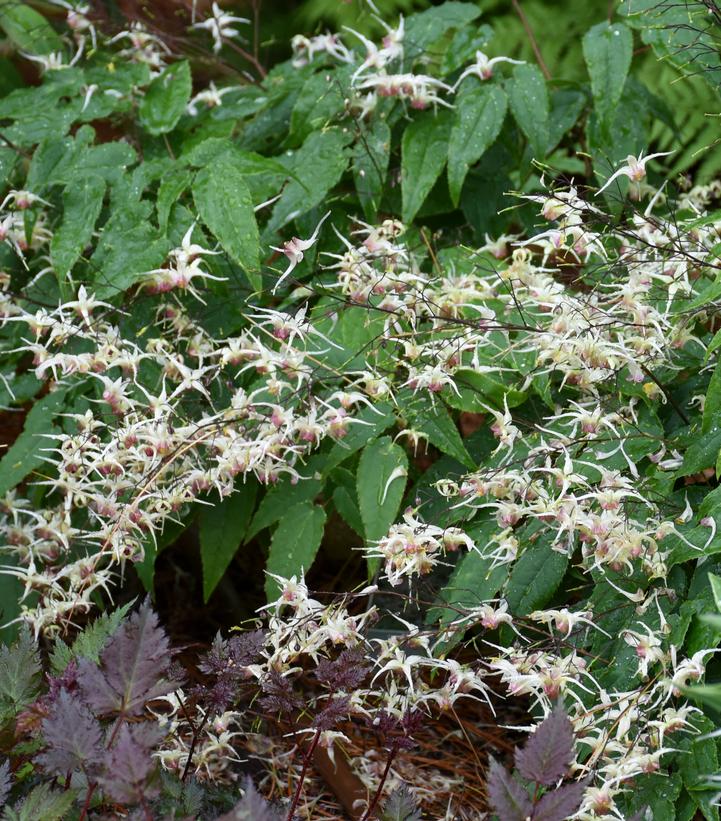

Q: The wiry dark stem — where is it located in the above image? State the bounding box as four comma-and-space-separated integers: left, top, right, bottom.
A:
286, 728, 321, 821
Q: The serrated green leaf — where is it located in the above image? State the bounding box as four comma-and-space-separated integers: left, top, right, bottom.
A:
323, 402, 396, 475
404, 2, 481, 52
583, 21, 633, 128
0, 387, 67, 498
332, 485, 364, 537
246, 467, 323, 541
193, 152, 260, 289
506, 538, 568, 616
448, 84, 507, 205
0, 0, 63, 55
265, 502, 326, 599
406, 397, 474, 468
50, 175, 105, 278
0, 627, 41, 726
2, 783, 78, 821
266, 128, 351, 233
353, 119, 391, 220
157, 166, 192, 232
507, 63, 549, 159
139, 60, 192, 135
356, 437, 408, 546
50, 602, 134, 675
91, 201, 170, 299
290, 66, 351, 141
200, 483, 258, 603
401, 109, 452, 223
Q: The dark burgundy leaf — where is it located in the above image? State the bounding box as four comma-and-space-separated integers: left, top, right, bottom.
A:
36, 690, 103, 777
0, 759, 11, 808
99, 722, 163, 805
78, 600, 179, 718
213, 777, 285, 820
531, 779, 589, 821
487, 756, 533, 821
514, 705, 575, 785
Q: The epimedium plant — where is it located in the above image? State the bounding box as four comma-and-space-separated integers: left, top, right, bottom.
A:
0, 0, 721, 818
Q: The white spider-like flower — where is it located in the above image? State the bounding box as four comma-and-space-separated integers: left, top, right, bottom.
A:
191, 2, 250, 53
453, 49, 525, 88
596, 150, 674, 196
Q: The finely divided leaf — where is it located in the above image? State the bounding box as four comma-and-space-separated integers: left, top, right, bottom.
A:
380, 785, 422, 821
99, 723, 164, 805
50, 601, 134, 674
37, 690, 103, 777
214, 777, 284, 820
531, 779, 588, 821
401, 109, 452, 223
0, 627, 41, 725
487, 756, 533, 821
515, 705, 575, 785
0, 759, 11, 808
448, 84, 507, 205
78, 600, 178, 718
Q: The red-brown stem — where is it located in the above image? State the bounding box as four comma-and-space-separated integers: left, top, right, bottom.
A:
181, 710, 209, 782
286, 728, 321, 821
78, 782, 97, 821
361, 747, 397, 821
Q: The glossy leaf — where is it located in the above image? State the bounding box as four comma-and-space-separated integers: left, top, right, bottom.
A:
0, 1, 63, 55
583, 22, 633, 127
265, 502, 326, 599
50, 175, 105, 278
356, 436, 408, 544
507, 63, 549, 159
353, 119, 391, 220
506, 538, 568, 616
200, 484, 258, 602
0, 388, 67, 498
401, 109, 452, 223
193, 151, 260, 288
448, 84, 507, 205
139, 61, 192, 136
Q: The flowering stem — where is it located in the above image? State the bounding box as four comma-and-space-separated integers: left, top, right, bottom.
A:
181, 710, 209, 782
286, 728, 321, 821
361, 747, 397, 821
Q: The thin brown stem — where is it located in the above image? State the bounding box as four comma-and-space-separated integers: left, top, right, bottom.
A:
511, 0, 551, 80
286, 728, 321, 821
360, 747, 397, 821
78, 782, 97, 821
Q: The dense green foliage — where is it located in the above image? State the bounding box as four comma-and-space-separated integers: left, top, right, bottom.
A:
1, 0, 721, 818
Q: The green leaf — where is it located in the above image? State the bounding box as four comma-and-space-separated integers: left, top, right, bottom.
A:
356, 437, 408, 544
401, 109, 452, 223
50, 175, 105, 278
506, 538, 568, 616
290, 66, 351, 141
679, 715, 718, 792
0, 0, 63, 55
709, 572, 721, 612
323, 402, 396, 475
246, 470, 323, 541
583, 21, 633, 127
677, 429, 721, 478
157, 166, 192, 232
265, 502, 326, 599
139, 60, 192, 136
2, 784, 78, 821
429, 522, 508, 625
703, 359, 721, 434
266, 128, 351, 233
353, 119, 391, 220
448, 84, 507, 205
50, 602, 134, 675
405, 396, 474, 469
0, 627, 41, 727
193, 152, 260, 288
404, 2, 481, 52
91, 201, 170, 300
506, 63, 549, 159
200, 484, 258, 603
332, 486, 364, 537
0, 388, 67, 497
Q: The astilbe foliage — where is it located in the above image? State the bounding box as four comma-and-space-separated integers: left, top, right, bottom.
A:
488, 706, 588, 821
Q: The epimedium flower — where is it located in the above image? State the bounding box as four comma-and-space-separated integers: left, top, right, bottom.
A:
453, 49, 525, 88
596, 150, 675, 196
190, 1, 250, 53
